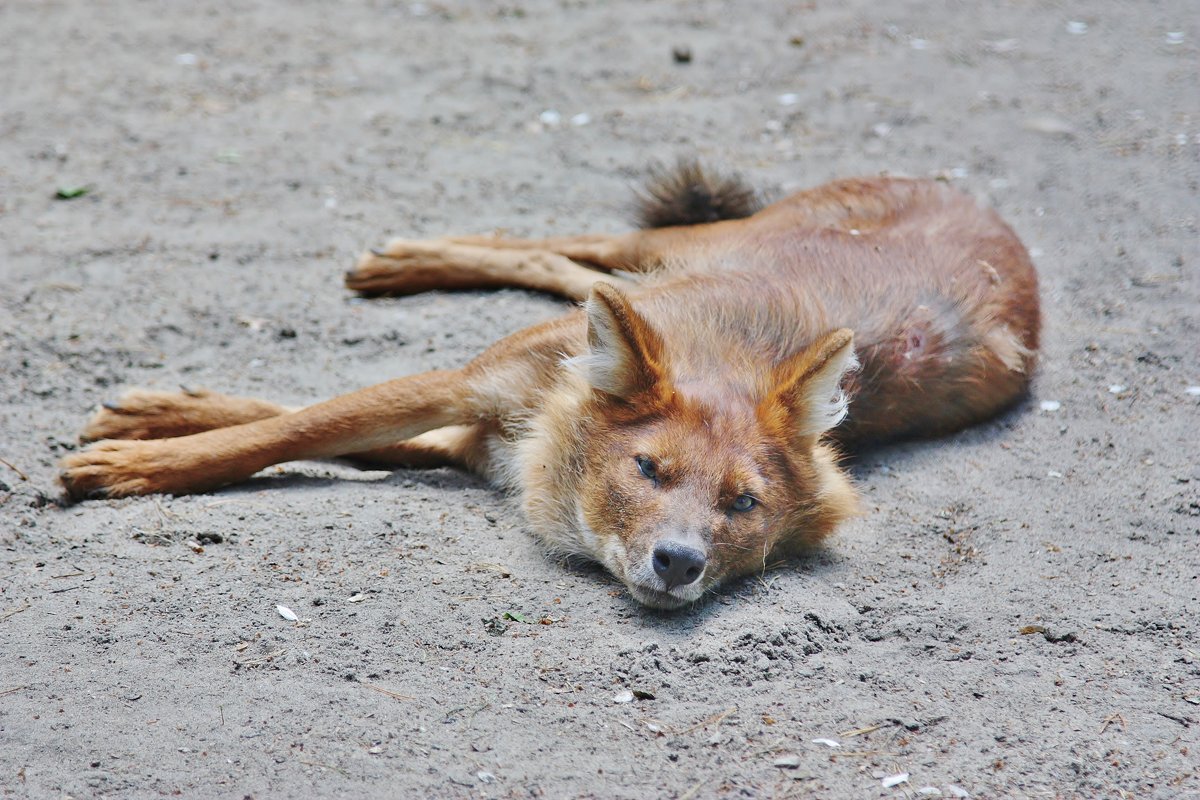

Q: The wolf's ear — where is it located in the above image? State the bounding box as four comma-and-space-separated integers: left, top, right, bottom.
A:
765, 329, 858, 437
580, 282, 666, 400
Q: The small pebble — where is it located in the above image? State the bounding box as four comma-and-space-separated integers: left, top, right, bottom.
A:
1040, 400, 1061, 412
538, 109, 561, 126
777, 93, 800, 106
774, 754, 802, 768
569, 112, 591, 126
672, 46, 692, 63
1066, 21, 1088, 35
1108, 384, 1126, 394
882, 773, 910, 788
1165, 31, 1185, 45
1185, 386, 1200, 396
613, 689, 634, 703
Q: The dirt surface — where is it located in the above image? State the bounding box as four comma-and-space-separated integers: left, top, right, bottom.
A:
2, 1, 1197, 797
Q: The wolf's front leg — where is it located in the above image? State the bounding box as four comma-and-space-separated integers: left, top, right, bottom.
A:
80, 388, 292, 442
59, 369, 468, 499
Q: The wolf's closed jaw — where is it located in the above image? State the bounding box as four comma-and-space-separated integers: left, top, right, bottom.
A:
626, 581, 704, 610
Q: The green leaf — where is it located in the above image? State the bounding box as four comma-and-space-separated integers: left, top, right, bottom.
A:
55, 185, 93, 200
503, 611, 529, 624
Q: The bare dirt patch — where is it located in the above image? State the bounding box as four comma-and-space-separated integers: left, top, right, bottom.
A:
2, 1, 1196, 797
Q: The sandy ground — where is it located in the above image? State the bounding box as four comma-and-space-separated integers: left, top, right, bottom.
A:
2, 1, 1198, 797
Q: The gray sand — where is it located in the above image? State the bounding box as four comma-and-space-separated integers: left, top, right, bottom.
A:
1, 1, 1197, 797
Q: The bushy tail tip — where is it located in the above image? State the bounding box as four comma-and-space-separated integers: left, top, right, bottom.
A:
633, 159, 763, 229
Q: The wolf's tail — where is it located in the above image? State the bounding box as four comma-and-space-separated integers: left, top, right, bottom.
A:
633, 159, 763, 229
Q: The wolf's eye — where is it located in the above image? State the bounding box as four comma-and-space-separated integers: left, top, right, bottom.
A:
635, 456, 658, 480
731, 494, 757, 512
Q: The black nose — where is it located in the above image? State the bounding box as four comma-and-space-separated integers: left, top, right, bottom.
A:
651, 542, 706, 589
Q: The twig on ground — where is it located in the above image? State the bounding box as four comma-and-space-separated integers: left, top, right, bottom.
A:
1, 603, 32, 622
681, 706, 737, 734
840, 722, 884, 738
363, 682, 414, 702
0, 458, 29, 481
1156, 711, 1192, 728
236, 648, 287, 668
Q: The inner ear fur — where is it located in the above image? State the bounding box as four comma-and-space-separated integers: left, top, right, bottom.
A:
583, 282, 667, 400
765, 328, 858, 437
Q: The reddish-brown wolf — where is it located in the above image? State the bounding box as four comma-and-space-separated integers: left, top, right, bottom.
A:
60, 164, 1039, 608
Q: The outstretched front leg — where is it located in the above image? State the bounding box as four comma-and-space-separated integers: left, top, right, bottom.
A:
79, 387, 486, 471
60, 369, 469, 498
61, 310, 585, 498
81, 387, 290, 442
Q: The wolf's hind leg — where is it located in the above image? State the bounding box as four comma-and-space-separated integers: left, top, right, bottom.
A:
440, 234, 635, 271
346, 240, 635, 301
352, 423, 493, 471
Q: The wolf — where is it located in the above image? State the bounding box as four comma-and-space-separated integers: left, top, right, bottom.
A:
60, 163, 1039, 608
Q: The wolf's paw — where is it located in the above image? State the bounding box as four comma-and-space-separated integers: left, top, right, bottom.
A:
81, 387, 218, 442
59, 439, 191, 500
345, 239, 448, 295
81, 388, 284, 442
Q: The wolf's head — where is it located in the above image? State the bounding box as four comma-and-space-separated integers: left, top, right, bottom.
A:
569, 283, 860, 609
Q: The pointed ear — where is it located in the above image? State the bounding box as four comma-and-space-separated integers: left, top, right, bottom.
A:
766, 329, 858, 437
581, 282, 666, 400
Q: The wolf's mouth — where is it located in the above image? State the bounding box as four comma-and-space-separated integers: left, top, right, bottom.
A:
626, 582, 698, 610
